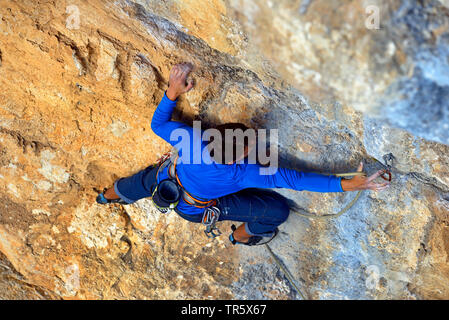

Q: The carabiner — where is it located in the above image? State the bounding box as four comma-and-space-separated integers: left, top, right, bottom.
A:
381, 153, 394, 182
380, 169, 392, 182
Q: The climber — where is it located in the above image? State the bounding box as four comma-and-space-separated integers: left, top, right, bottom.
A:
96, 63, 390, 246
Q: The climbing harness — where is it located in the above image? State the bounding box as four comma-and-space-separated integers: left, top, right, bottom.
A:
154, 152, 219, 237
150, 179, 181, 214
167, 155, 217, 209
155, 153, 217, 209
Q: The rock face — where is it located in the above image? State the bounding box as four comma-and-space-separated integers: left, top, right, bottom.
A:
224, 0, 449, 145
0, 0, 448, 300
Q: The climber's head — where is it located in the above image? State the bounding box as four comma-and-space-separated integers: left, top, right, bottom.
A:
206, 123, 257, 165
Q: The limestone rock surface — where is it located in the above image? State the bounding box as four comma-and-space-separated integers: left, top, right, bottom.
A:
0, 0, 448, 300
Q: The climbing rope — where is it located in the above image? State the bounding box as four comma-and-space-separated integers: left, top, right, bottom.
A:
156, 150, 394, 299
264, 171, 364, 300
264, 243, 307, 300
264, 155, 394, 299
292, 155, 393, 220
291, 171, 365, 220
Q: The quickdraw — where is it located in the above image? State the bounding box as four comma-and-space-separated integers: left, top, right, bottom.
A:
380, 153, 395, 182
202, 206, 222, 238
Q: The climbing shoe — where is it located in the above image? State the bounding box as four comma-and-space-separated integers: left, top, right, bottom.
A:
229, 224, 278, 246
96, 188, 128, 205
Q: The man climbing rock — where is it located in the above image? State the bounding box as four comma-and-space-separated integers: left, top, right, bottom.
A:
96, 63, 389, 246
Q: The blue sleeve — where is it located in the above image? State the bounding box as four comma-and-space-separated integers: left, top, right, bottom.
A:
151, 92, 207, 162
151, 92, 194, 147
238, 164, 344, 193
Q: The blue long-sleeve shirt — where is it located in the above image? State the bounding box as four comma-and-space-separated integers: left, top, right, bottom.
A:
151, 92, 344, 215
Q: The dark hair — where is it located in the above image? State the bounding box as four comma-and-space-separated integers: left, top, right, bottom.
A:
206, 123, 253, 164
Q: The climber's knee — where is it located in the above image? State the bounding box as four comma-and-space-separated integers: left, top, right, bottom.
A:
274, 198, 290, 224
280, 203, 290, 224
